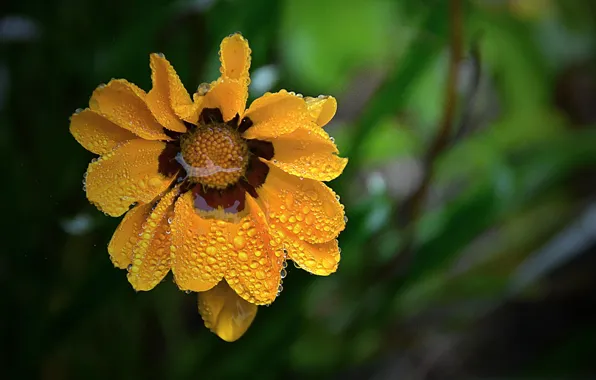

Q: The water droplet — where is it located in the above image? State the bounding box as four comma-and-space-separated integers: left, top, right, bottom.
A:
280, 268, 287, 279
127, 264, 132, 271
167, 217, 172, 224
344, 215, 348, 223
75, 108, 83, 114
282, 261, 288, 269
156, 52, 165, 58
330, 136, 335, 143
185, 290, 191, 294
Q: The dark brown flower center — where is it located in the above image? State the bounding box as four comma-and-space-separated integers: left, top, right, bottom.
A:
179, 124, 249, 189
158, 108, 274, 218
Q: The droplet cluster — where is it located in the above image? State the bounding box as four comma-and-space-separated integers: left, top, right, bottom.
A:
224, 200, 284, 305
127, 188, 178, 290
85, 140, 175, 217
263, 169, 346, 245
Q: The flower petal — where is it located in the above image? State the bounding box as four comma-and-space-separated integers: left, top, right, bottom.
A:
199, 79, 246, 122
256, 164, 345, 244
225, 195, 284, 305
89, 79, 170, 140
108, 203, 153, 269
266, 126, 347, 181
146, 53, 190, 133
170, 192, 230, 292
85, 140, 177, 217
220, 33, 251, 83
288, 238, 340, 276
304, 96, 337, 127
127, 186, 180, 291
242, 90, 313, 140
70, 109, 138, 155
198, 280, 257, 342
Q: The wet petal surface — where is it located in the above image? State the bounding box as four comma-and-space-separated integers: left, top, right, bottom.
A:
127, 186, 179, 291
70, 109, 138, 155
198, 280, 257, 342
242, 90, 313, 140
224, 195, 284, 305
266, 125, 347, 181
85, 140, 177, 217
170, 192, 230, 292
256, 164, 346, 244
146, 53, 190, 133
108, 203, 153, 269
89, 79, 170, 140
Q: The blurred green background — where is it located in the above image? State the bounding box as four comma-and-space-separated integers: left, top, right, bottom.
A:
3, 0, 596, 378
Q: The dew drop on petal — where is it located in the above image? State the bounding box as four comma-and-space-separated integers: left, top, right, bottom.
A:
280, 268, 287, 279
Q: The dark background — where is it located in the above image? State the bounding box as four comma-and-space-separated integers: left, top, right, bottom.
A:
2, 0, 596, 379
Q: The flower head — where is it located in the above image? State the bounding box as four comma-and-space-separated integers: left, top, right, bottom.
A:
70, 33, 347, 341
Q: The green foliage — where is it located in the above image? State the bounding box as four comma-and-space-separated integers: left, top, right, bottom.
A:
3, 0, 596, 378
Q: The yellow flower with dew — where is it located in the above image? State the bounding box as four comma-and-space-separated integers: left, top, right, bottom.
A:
70, 33, 347, 341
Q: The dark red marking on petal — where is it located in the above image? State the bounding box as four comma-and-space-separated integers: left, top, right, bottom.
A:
183, 120, 197, 132
163, 128, 183, 140
247, 139, 274, 160
199, 108, 224, 124
227, 113, 240, 128
158, 142, 182, 177
239, 179, 257, 199
245, 155, 269, 190
191, 183, 246, 214
238, 117, 253, 134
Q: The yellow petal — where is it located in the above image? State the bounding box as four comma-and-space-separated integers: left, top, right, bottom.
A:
85, 140, 177, 217
199, 79, 246, 122
108, 203, 153, 269
89, 79, 170, 140
242, 90, 313, 140
304, 96, 337, 127
198, 281, 257, 342
256, 164, 345, 244
266, 126, 347, 181
70, 109, 138, 155
146, 53, 190, 133
173, 92, 202, 124
127, 186, 179, 291
170, 192, 230, 292
220, 33, 251, 83
225, 195, 284, 305
288, 238, 340, 276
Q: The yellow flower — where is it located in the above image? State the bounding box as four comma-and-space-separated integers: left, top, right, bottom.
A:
70, 33, 347, 341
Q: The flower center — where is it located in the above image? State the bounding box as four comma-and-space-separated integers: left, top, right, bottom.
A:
179, 123, 249, 189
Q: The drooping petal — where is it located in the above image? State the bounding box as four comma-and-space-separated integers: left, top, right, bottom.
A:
304, 96, 337, 127
220, 33, 251, 82
85, 140, 177, 217
199, 79, 247, 122
170, 192, 230, 292
256, 164, 345, 244
265, 126, 347, 181
242, 90, 313, 140
287, 238, 340, 276
146, 53, 190, 133
108, 203, 153, 269
127, 186, 180, 291
225, 195, 284, 305
198, 280, 257, 342
70, 109, 138, 155
89, 79, 170, 140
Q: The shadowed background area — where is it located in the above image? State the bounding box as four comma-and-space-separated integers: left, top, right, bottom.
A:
2, 0, 596, 379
